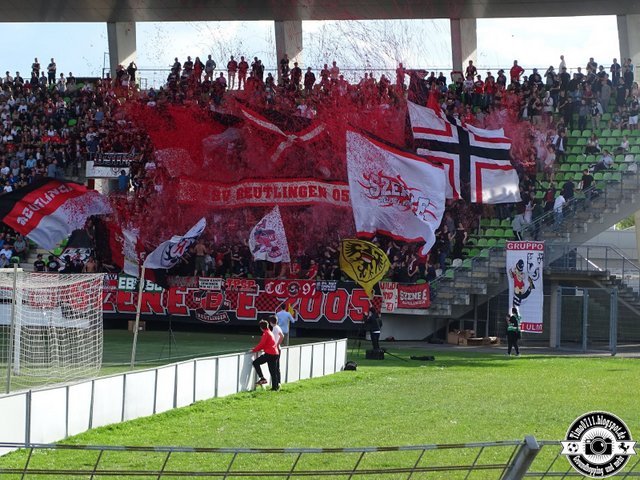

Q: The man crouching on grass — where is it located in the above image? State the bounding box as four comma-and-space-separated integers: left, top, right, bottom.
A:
251, 319, 280, 391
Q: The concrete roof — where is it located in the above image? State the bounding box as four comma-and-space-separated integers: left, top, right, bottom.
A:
1, 0, 639, 23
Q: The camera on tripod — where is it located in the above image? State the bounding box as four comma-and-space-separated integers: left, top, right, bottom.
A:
585, 436, 613, 456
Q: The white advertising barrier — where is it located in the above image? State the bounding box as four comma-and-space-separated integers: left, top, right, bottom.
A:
0, 339, 347, 453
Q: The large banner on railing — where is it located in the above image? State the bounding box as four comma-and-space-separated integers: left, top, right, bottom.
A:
506, 241, 544, 333
103, 275, 383, 329
103, 276, 429, 328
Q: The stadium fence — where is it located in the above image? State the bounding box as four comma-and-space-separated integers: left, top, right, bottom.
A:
0, 339, 347, 455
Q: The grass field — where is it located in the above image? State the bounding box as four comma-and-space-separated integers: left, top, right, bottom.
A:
1, 344, 639, 478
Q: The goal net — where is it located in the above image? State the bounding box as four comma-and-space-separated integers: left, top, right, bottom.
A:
0, 272, 104, 392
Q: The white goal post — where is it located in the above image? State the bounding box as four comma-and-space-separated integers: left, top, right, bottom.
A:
0, 269, 104, 393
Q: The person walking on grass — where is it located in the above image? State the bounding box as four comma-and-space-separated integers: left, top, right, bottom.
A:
506, 307, 521, 356
251, 320, 280, 391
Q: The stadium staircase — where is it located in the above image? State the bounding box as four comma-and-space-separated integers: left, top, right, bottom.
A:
426, 127, 640, 319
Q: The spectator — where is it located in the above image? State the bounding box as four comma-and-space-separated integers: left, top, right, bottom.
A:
12, 234, 27, 261
510, 60, 524, 84
47, 58, 56, 85
47, 255, 60, 272
584, 134, 601, 155
593, 150, 614, 172
237, 56, 249, 89
0, 254, 9, 269
553, 192, 566, 230
118, 169, 130, 192
227, 56, 238, 89
33, 253, 46, 272
204, 55, 216, 81
511, 211, 527, 240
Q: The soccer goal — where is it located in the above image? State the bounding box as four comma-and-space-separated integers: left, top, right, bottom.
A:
0, 270, 104, 393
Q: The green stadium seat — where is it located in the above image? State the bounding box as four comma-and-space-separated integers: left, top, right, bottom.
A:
535, 190, 545, 199
480, 218, 491, 227
559, 164, 571, 172
497, 238, 507, 247
601, 129, 612, 137
68, 118, 77, 126
555, 173, 565, 182
490, 219, 500, 227
615, 154, 625, 163
601, 114, 612, 122
611, 172, 622, 182
605, 138, 617, 146
581, 130, 592, 137
585, 155, 596, 164
493, 228, 504, 237
571, 129, 581, 137
602, 172, 613, 182
593, 172, 604, 181
576, 138, 587, 146
630, 146, 640, 154
487, 238, 497, 247
478, 249, 490, 258
477, 238, 489, 247
468, 248, 480, 257
573, 173, 583, 181
444, 269, 455, 279
461, 259, 473, 269
567, 155, 578, 163
622, 129, 632, 136
570, 146, 583, 154
485, 228, 495, 237
611, 129, 622, 137
570, 164, 582, 172
499, 219, 510, 228
415, 279, 426, 284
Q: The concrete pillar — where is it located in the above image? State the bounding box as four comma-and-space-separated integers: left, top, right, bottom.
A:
274, 20, 303, 76
617, 14, 640, 69
450, 18, 477, 73
107, 22, 137, 78
548, 282, 560, 349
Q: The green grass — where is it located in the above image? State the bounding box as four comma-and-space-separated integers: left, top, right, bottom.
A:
1, 347, 639, 478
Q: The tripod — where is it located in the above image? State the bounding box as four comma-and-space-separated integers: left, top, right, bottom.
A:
159, 315, 178, 359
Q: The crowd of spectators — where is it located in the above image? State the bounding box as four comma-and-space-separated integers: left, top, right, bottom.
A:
1, 51, 638, 282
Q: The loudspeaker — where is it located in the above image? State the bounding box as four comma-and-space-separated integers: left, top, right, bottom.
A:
366, 349, 385, 360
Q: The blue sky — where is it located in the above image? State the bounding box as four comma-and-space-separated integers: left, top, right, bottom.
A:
0, 16, 619, 79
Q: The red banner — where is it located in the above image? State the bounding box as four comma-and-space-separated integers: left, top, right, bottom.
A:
397, 284, 430, 309
177, 178, 351, 208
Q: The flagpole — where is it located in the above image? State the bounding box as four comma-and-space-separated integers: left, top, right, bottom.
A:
130, 265, 145, 368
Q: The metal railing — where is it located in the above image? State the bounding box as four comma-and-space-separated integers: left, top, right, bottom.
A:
3, 437, 630, 479
547, 244, 640, 294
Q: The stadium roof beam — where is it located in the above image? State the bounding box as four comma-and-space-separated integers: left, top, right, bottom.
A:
1, 0, 640, 22
2, 1, 639, 80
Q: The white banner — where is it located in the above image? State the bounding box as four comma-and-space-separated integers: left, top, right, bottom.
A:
143, 218, 207, 270
506, 241, 545, 333
85, 161, 130, 179
249, 206, 291, 263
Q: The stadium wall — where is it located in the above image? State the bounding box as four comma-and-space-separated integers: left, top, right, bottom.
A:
0, 339, 347, 455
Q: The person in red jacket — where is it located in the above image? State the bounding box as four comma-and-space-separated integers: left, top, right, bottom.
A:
251, 320, 280, 390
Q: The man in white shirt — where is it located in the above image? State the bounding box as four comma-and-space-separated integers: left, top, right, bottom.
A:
554, 193, 566, 230
269, 316, 284, 390
275, 304, 296, 346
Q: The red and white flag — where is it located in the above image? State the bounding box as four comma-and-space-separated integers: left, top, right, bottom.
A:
0, 179, 112, 249
346, 130, 446, 256
108, 222, 142, 277
240, 106, 325, 165
249, 206, 291, 263
407, 101, 520, 204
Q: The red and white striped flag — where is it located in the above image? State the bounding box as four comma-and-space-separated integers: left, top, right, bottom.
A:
408, 101, 521, 204
0, 179, 112, 249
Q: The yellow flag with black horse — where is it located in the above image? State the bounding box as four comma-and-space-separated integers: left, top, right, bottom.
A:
339, 239, 390, 298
